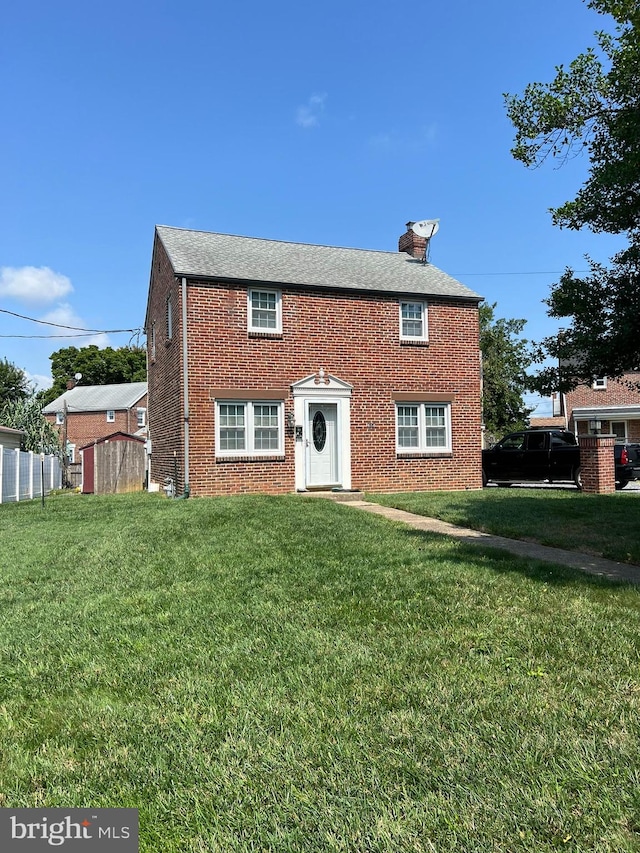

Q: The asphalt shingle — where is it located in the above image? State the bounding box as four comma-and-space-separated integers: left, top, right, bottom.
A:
156, 225, 482, 301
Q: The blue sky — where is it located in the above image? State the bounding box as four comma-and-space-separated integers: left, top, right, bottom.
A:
1, 0, 623, 414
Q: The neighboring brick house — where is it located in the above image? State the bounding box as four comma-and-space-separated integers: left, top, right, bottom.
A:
43, 382, 148, 462
144, 223, 484, 497
562, 372, 640, 442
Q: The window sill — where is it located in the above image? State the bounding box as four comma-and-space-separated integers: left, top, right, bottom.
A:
249, 331, 283, 340
400, 338, 429, 346
396, 451, 452, 459
216, 455, 286, 463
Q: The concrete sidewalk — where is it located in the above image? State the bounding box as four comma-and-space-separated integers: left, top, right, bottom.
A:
325, 495, 640, 585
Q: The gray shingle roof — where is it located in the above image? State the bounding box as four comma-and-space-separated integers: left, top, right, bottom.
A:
156, 225, 482, 301
42, 382, 147, 414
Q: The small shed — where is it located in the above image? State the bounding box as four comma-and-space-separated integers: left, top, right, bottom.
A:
0, 426, 24, 451
81, 432, 146, 494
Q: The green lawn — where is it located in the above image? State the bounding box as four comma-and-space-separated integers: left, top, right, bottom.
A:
368, 487, 640, 566
1, 493, 640, 852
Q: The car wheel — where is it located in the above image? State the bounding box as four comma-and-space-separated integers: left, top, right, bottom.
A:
573, 466, 582, 490
615, 480, 629, 491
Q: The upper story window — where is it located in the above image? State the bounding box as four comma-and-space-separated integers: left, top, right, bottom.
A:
216, 400, 284, 457
106, 410, 116, 423
166, 295, 173, 340
56, 412, 65, 425
396, 402, 451, 453
137, 408, 146, 428
592, 376, 607, 390
399, 301, 428, 341
248, 288, 282, 334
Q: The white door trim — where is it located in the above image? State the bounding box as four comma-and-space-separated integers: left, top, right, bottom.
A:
291, 373, 352, 492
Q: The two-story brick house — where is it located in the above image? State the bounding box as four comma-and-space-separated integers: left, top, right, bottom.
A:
563, 372, 640, 442
43, 382, 148, 463
145, 223, 484, 496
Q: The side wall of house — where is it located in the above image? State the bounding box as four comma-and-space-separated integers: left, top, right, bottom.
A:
566, 373, 640, 441
146, 237, 185, 492
44, 396, 147, 451
181, 280, 482, 495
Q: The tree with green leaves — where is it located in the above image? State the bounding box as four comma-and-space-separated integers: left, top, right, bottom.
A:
0, 397, 61, 456
505, 0, 640, 392
0, 358, 30, 407
41, 345, 147, 405
480, 302, 533, 442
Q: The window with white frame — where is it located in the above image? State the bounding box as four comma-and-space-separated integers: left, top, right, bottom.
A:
137, 408, 146, 428
399, 300, 428, 341
56, 412, 65, 425
166, 295, 173, 340
592, 376, 607, 389
248, 289, 281, 333
611, 421, 627, 442
106, 410, 116, 423
396, 402, 451, 453
216, 401, 284, 456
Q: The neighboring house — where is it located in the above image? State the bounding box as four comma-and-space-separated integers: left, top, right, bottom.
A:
42, 382, 148, 462
562, 372, 640, 442
0, 425, 24, 451
144, 223, 484, 497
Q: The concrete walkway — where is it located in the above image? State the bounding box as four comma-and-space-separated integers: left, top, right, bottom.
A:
311, 493, 640, 585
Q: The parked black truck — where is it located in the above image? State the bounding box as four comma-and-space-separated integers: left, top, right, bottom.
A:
482, 428, 640, 490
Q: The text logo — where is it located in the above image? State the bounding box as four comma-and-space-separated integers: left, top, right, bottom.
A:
0, 809, 138, 851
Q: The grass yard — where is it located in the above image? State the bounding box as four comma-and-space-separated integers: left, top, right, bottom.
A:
1, 492, 640, 852
368, 487, 640, 566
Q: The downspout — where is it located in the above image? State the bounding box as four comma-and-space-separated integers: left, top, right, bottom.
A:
181, 276, 190, 497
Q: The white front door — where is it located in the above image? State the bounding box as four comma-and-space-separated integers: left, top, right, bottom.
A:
307, 403, 339, 488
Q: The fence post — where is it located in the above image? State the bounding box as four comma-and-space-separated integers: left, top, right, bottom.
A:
15, 448, 20, 503
28, 450, 34, 499
0, 445, 3, 504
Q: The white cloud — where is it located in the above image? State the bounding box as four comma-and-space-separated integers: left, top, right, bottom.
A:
39, 303, 111, 349
26, 372, 53, 392
368, 124, 438, 153
296, 93, 327, 128
0, 266, 73, 304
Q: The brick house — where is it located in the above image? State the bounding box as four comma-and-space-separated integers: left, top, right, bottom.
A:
42, 382, 148, 463
562, 372, 640, 442
144, 223, 483, 496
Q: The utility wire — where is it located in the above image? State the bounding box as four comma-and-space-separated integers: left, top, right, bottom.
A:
0, 307, 141, 334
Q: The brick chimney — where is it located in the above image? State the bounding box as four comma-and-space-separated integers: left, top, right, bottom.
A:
398, 222, 427, 259
66, 378, 77, 390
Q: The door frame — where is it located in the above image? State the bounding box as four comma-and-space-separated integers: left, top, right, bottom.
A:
291, 373, 353, 492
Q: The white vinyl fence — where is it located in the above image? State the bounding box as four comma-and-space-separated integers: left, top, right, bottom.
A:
0, 446, 62, 503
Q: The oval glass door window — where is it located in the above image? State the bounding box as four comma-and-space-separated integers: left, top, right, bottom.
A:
313, 411, 327, 452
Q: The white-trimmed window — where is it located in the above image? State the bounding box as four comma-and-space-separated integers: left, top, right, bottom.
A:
56, 412, 65, 425
396, 403, 451, 452
106, 410, 116, 423
611, 421, 628, 443
399, 301, 428, 341
592, 376, 607, 390
248, 288, 282, 333
216, 401, 284, 456
137, 408, 146, 428
166, 295, 173, 340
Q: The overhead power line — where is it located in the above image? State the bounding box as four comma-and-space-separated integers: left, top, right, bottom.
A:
0, 307, 142, 336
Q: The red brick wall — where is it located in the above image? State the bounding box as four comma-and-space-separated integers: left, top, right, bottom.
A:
147, 264, 483, 496
146, 238, 185, 491
44, 396, 147, 451
567, 373, 640, 440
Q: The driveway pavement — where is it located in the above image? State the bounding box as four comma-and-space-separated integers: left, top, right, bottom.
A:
327, 496, 640, 586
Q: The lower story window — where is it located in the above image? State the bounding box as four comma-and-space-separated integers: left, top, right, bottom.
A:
217, 401, 284, 456
396, 403, 451, 453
